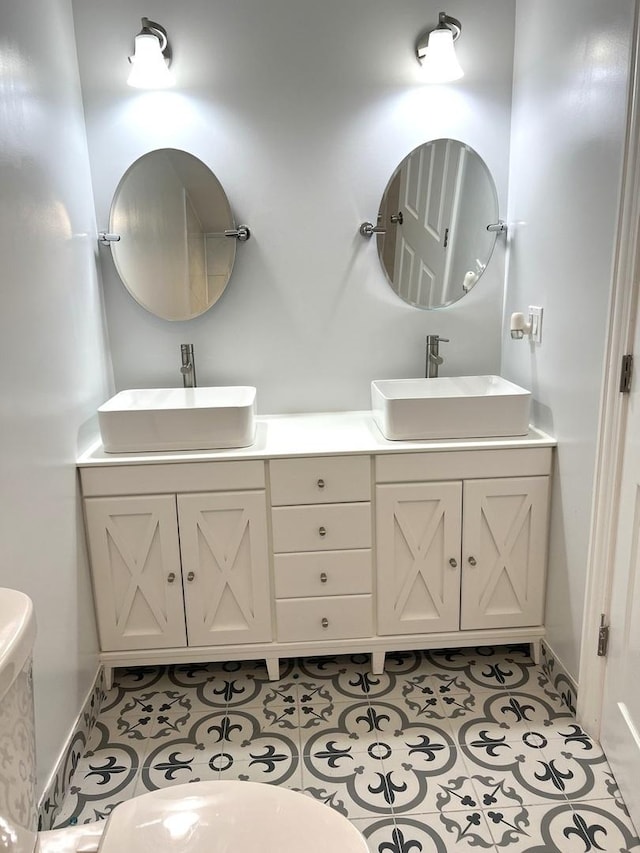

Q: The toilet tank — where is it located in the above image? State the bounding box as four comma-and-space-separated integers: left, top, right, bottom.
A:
0, 588, 38, 850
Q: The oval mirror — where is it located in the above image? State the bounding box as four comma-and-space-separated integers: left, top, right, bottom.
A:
109, 149, 238, 321
375, 139, 499, 309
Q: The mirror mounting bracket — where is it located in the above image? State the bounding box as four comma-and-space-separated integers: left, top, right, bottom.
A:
98, 231, 121, 245
359, 221, 386, 238
224, 225, 251, 242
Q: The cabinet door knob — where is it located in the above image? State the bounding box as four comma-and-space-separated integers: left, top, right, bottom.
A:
320, 572, 328, 583
317, 478, 325, 489
321, 617, 329, 628
318, 526, 327, 537
187, 571, 196, 581
448, 558, 458, 569
468, 556, 477, 567
167, 572, 176, 583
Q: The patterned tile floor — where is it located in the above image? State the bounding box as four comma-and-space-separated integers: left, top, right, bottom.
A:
53, 645, 640, 851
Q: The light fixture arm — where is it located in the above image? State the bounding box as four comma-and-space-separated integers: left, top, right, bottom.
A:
436, 12, 461, 41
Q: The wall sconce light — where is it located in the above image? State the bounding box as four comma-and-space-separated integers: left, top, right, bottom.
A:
127, 17, 174, 89
416, 11, 464, 84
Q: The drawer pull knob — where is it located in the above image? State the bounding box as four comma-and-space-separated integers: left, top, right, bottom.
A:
448, 558, 457, 569
317, 478, 325, 489
318, 526, 327, 537
468, 556, 477, 567
320, 572, 328, 583
187, 571, 196, 582
167, 572, 176, 584
321, 617, 329, 628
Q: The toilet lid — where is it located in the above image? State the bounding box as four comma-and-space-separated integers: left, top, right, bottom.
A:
99, 781, 368, 853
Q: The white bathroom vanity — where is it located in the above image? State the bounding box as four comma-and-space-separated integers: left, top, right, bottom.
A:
77, 411, 555, 688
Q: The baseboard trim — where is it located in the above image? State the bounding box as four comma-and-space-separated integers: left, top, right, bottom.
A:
540, 639, 579, 716
38, 666, 105, 830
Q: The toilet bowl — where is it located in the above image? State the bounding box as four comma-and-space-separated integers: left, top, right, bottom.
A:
0, 588, 367, 853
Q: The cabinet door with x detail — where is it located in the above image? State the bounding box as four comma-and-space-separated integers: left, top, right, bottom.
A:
84, 495, 187, 651
376, 481, 462, 635
461, 477, 549, 630
178, 491, 271, 646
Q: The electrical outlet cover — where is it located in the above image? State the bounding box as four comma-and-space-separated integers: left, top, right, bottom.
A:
529, 305, 543, 343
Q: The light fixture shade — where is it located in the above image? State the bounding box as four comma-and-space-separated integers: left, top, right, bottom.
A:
420, 27, 464, 83
127, 32, 174, 89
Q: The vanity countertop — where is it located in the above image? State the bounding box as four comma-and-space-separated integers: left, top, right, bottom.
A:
77, 410, 556, 467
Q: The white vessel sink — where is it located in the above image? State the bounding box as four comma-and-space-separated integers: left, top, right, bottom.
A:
371, 375, 531, 440
98, 387, 257, 452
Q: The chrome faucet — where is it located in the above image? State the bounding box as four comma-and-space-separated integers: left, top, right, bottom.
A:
180, 343, 197, 387
425, 335, 449, 378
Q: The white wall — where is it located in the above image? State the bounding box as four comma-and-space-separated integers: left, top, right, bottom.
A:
503, 0, 634, 680
0, 0, 112, 790
0, 0, 633, 797
72, 0, 515, 413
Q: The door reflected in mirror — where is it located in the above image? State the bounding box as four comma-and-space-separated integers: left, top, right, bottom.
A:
376, 139, 499, 310
109, 149, 238, 321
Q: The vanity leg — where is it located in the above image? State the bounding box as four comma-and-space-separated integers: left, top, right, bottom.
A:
530, 640, 542, 665
372, 650, 386, 674
266, 657, 280, 681
103, 665, 114, 691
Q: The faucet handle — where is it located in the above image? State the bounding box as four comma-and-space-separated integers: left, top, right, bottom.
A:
180, 342, 196, 387
425, 335, 449, 378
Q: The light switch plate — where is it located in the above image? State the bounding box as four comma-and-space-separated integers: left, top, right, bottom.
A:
529, 306, 543, 343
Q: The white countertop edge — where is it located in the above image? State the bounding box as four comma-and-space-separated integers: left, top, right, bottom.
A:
77, 410, 557, 467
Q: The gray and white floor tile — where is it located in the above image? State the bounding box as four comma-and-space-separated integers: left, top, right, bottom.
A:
52, 646, 640, 851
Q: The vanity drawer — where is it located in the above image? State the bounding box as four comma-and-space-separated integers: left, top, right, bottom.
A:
375, 448, 552, 483
274, 550, 372, 598
271, 503, 371, 552
276, 595, 372, 642
270, 455, 370, 505
81, 460, 265, 496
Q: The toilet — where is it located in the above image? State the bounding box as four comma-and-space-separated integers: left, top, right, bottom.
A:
0, 588, 368, 853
